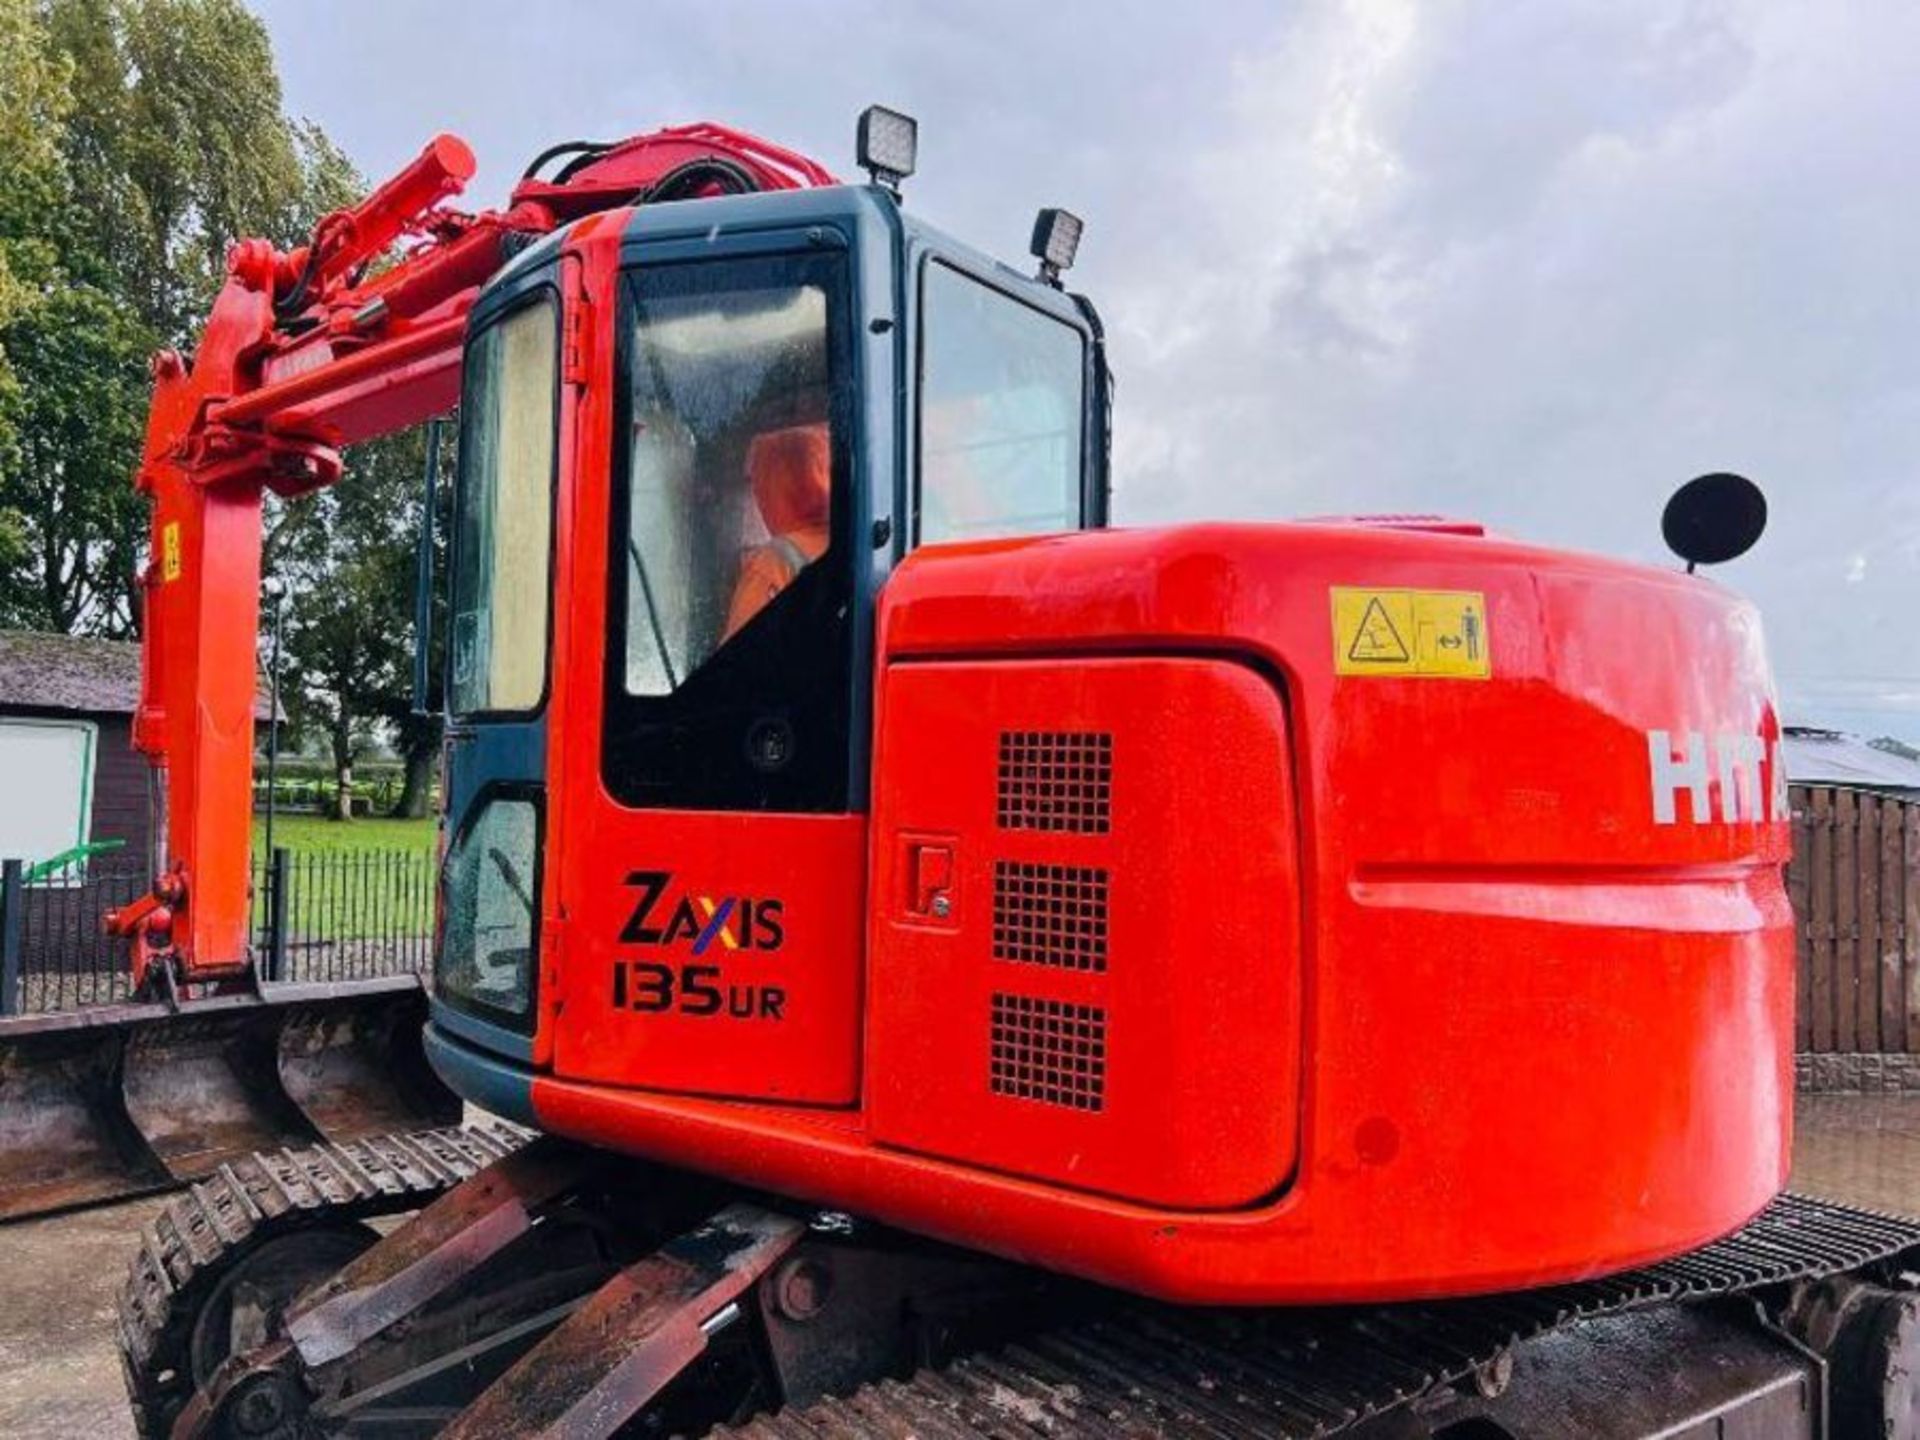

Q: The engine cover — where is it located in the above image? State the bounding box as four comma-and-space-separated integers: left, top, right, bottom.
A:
440, 519, 1793, 1304
865, 653, 1302, 1210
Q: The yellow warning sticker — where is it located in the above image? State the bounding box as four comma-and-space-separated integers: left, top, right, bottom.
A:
160, 522, 182, 584
1331, 587, 1490, 679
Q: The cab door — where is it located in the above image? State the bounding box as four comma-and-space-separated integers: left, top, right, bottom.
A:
433, 269, 564, 1069
552, 218, 884, 1105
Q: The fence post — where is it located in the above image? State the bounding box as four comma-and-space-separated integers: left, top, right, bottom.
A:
1, 859, 22, 1017
266, 846, 291, 985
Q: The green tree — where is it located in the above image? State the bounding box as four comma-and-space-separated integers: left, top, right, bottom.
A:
0, 286, 149, 632
374, 428, 451, 822
0, 0, 74, 573
268, 424, 449, 821
0, 0, 356, 636
45, 0, 321, 339
0, 0, 444, 825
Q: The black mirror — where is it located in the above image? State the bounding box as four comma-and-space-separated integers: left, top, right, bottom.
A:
1661, 472, 1767, 572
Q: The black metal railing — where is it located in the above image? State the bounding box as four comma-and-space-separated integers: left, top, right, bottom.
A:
250, 847, 437, 986
0, 855, 148, 1013
0, 847, 436, 1016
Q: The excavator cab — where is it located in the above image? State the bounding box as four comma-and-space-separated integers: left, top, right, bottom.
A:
430, 179, 1109, 1099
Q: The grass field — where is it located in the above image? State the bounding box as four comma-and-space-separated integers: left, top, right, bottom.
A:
250, 813, 438, 942
251, 813, 436, 857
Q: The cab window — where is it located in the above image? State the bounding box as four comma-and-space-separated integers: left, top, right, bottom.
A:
450, 298, 558, 716
621, 267, 834, 696
604, 249, 855, 814
918, 261, 1085, 543
436, 793, 540, 1032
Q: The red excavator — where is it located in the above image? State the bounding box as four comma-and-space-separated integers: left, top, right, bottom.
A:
101, 107, 1920, 1437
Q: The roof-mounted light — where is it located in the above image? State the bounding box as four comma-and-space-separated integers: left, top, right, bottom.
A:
1030, 207, 1083, 286
856, 105, 918, 192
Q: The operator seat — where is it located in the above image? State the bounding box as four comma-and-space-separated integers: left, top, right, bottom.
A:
723, 423, 831, 639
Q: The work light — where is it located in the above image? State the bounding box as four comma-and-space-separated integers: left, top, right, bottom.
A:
1030, 207, 1083, 285
857, 105, 918, 190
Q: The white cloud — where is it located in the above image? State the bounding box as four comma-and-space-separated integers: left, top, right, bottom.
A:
252, 0, 1920, 740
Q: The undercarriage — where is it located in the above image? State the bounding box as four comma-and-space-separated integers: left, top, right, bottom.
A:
119, 1125, 1920, 1439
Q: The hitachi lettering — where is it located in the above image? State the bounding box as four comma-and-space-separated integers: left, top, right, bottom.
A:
1646, 729, 1788, 825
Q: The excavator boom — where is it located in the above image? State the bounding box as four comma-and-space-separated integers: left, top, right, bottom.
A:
0, 125, 835, 1223
126, 124, 832, 983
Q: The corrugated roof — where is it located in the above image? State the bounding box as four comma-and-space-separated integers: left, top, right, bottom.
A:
0, 630, 276, 720
1782, 727, 1920, 792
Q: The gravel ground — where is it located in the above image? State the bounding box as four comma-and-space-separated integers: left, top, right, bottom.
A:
0, 1096, 1914, 1439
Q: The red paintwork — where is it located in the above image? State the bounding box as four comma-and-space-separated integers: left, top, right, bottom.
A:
528, 514, 1792, 1304
867, 657, 1301, 1209
554, 812, 868, 1105
126, 126, 831, 981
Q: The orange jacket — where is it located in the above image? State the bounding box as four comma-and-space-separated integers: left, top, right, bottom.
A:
724, 424, 830, 639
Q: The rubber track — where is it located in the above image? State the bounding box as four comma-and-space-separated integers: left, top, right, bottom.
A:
725, 1192, 1920, 1439
117, 1121, 530, 1440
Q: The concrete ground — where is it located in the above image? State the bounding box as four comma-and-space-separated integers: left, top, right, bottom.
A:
1, 1097, 1917, 1440
0, 1191, 168, 1440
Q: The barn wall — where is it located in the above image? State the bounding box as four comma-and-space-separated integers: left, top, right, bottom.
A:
0, 707, 148, 997
0, 705, 150, 873
86, 713, 151, 868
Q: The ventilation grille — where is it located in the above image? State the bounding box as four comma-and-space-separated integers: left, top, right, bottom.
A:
990, 994, 1107, 1111
993, 861, 1109, 971
996, 731, 1113, 833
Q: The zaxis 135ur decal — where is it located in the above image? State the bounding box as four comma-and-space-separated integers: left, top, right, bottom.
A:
612, 870, 787, 1020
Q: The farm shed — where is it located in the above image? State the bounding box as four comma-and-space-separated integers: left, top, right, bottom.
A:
0, 630, 275, 879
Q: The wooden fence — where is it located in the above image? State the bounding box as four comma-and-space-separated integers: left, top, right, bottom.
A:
1788, 784, 1920, 1085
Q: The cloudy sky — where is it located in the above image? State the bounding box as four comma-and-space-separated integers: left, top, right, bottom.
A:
254, 0, 1919, 742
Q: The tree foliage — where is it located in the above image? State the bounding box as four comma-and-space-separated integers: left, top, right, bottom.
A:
0, 0, 354, 636
0, 0, 73, 571
0, 0, 445, 821
268, 424, 450, 820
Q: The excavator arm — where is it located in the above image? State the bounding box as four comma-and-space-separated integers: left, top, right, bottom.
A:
115, 125, 835, 988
